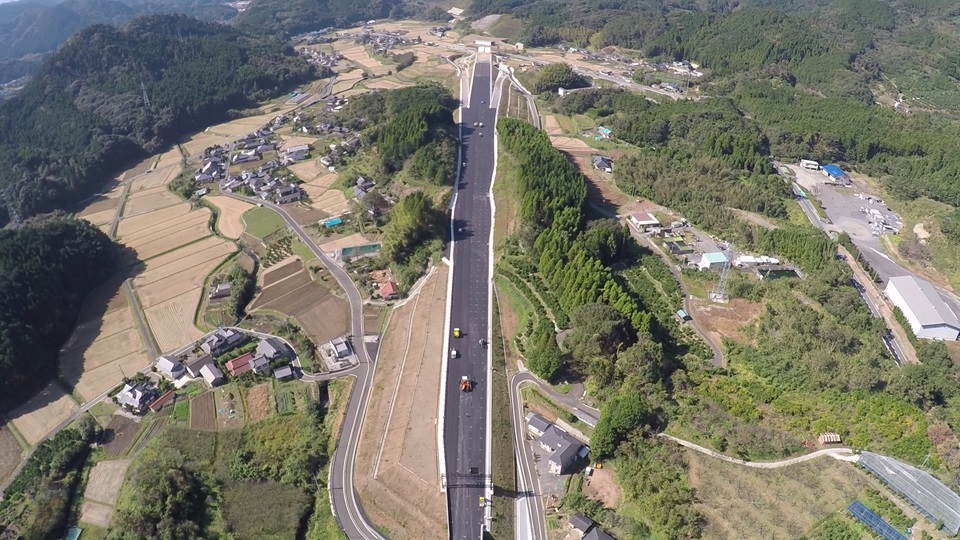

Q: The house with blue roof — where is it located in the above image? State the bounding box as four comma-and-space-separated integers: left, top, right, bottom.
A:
822, 164, 850, 185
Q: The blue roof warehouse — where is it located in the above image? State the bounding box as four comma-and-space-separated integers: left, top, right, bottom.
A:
822, 164, 850, 185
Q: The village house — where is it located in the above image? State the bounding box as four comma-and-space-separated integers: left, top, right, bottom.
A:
201, 328, 245, 356
256, 337, 288, 361
200, 364, 225, 387
525, 412, 551, 437
592, 155, 613, 173
208, 282, 232, 300
274, 365, 295, 380
379, 281, 398, 300
276, 185, 303, 204
185, 352, 214, 378
284, 144, 311, 161
116, 383, 156, 414
225, 352, 256, 377
156, 355, 185, 379
329, 336, 352, 359
538, 424, 589, 475
628, 212, 660, 231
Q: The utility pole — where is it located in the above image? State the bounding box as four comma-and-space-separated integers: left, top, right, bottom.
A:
709, 245, 732, 304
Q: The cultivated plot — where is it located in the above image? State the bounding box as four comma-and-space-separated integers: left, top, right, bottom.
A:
80, 502, 115, 529
84, 459, 131, 506
246, 383, 274, 423
190, 392, 216, 431
319, 233, 371, 253
250, 261, 349, 344
103, 416, 142, 457
205, 195, 253, 239
9, 383, 79, 446
309, 189, 350, 215
355, 266, 448, 539
0, 425, 23, 485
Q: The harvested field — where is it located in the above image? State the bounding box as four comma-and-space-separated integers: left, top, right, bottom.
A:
119, 154, 158, 179
279, 135, 316, 150
122, 186, 180, 216
61, 324, 142, 373
144, 289, 206, 353
319, 233, 370, 253
0, 425, 23, 485
288, 160, 326, 183
687, 449, 868, 539
79, 208, 117, 227
252, 263, 349, 344
182, 132, 229, 157
102, 416, 141, 457
310, 188, 349, 214
337, 44, 392, 76
134, 237, 233, 280
309, 172, 339, 189
80, 501, 115, 528
77, 197, 119, 218
206, 109, 296, 138
9, 383, 79, 445
206, 195, 253, 239
125, 219, 213, 261
543, 115, 563, 136
116, 204, 192, 237
129, 163, 180, 191
331, 69, 364, 94
155, 147, 183, 169
190, 392, 216, 431
135, 244, 234, 308
121, 210, 209, 247
355, 266, 447, 539
84, 459, 131, 505
365, 79, 406, 90
688, 298, 763, 345
74, 353, 151, 402
246, 383, 274, 423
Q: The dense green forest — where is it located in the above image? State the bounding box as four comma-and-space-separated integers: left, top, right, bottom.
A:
0, 0, 238, 82
517, 62, 589, 95
108, 400, 336, 539
0, 14, 314, 224
235, 0, 439, 37
0, 217, 116, 412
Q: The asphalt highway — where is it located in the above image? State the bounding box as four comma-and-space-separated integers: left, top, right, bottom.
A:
444, 58, 497, 540
222, 192, 383, 540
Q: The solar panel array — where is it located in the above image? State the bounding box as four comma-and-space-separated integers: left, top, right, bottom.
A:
847, 501, 908, 540
859, 451, 960, 535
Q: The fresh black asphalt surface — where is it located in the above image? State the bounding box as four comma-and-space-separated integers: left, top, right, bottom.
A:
445, 59, 497, 540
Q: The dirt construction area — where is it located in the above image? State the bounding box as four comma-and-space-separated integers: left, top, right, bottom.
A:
250, 259, 349, 345
355, 265, 447, 539
9, 383, 79, 446
688, 298, 764, 345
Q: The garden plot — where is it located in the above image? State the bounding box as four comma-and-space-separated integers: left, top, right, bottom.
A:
102, 416, 141, 457
355, 266, 448, 539
310, 189, 350, 215
9, 383, 79, 446
205, 195, 253, 239
122, 186, 180, 217
190, 392, 216, 431
144, 289, 207, 353
246, 383, 274, 423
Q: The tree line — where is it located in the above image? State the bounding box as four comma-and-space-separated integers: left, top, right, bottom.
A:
0, 217, 116, 412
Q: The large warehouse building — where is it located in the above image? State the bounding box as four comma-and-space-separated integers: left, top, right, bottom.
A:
884, 275, 960, 340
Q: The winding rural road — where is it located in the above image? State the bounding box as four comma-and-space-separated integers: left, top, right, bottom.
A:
657, 433, 860, 467
222, 192, 383, 539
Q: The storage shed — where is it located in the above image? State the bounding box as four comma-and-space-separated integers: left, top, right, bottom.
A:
884, 275, 960, 340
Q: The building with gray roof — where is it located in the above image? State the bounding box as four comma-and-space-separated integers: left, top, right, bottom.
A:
884, 276, 960, 340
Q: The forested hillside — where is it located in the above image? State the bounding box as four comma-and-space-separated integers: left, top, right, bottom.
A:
0, 217, 116, 412
475, 0, 960, 109
0, 14, 314, 224
236, 0, 415, 36
0, 0, 238, 82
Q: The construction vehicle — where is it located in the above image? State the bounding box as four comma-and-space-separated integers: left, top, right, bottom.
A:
453, 327, 462, 338
460, 376, 472, 392
479, 496, 485, 508
450, 349, 460, 359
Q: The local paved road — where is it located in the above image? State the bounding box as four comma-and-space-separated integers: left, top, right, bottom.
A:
508, 373, 550, 540
444, 58, 497, 539
222, 192, 383, 539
